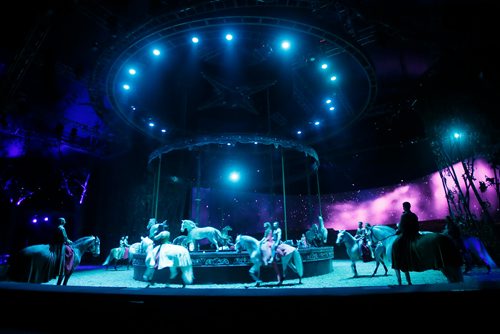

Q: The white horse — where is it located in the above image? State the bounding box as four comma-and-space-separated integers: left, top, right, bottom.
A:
335, 229, 388, 277
180, 219, 228, 251
142, 233, 194, 287
102, 241, 144, 270
234, 234, 303, 286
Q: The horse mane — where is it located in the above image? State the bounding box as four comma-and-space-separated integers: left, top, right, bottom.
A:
373, 225, 396, 232
371, 225, 396, 237
182, 219, 197, 227
73, 235, 96, 245
236, 234, 258, 246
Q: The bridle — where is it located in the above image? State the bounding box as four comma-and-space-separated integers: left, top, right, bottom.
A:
367, 227, 394, 244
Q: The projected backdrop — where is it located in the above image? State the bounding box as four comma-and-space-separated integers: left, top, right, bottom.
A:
191, 159, 498, 238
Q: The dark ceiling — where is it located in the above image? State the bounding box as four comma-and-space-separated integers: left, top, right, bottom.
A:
1, 0, 498, 195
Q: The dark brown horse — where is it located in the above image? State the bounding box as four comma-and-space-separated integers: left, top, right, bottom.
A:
367, 225, 463, 285
8, 236, 100, 285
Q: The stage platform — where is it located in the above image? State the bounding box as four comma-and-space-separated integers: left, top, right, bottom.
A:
132, 246, 334, 284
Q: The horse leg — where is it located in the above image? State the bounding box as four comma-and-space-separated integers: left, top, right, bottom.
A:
403, 271, 412, 285
381, 260, 388, 276
63, 272, 72, 286
351, 261, 358, 278
395, 269, 402, 285
249, 264, 261, 286
212, 239, 219, 252
371, 261, 380, 277
442, 266, 464, 283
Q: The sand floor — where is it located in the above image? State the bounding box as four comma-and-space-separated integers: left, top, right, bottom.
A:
37, 259, 500, 292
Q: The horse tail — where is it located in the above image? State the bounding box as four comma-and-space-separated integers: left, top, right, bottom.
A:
293, 251, 304, 277
102, 252, 111, 266
215, 229, 229, 244
181, 265, 194, 285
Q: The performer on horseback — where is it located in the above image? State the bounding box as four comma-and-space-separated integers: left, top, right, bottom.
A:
354, 221, 372, 262
116, 235, 130, 260
271, 221, 282, 259
260, 222, 274, 265
52, 217, 75, 281
391, 201, 420, 281
143, 227, 171, 285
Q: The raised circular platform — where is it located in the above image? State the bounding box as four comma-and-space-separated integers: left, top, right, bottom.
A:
133, 246, 334, 284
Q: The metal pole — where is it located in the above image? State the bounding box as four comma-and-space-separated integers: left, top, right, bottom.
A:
316, 168, 322, 217
151, 167, 157, 218
195, 151, 201, 224
154, 155, 162, 219
281, 149, 287, 240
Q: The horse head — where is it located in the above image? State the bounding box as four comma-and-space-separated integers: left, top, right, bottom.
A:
335, 230, 346, 245
181, 219, 196, 232
147, 218, 157, 230
90, 236, 101, 257
73, 236, 100, 257
140, 236, 154, 253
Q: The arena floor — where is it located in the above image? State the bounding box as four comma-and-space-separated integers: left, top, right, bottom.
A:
2, 259, 499, 292
1, 260, 499, 332
41, 259, 500, 290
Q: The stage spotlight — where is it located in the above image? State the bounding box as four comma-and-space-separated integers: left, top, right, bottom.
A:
229, 171, 240, 182
281, 40, 290, 50
192, 36, 199, 43
225, 34, 233, 41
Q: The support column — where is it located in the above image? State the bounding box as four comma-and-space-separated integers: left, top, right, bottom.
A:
281, 148, 287, 241
154, 155, 162, 219
316, 168, 322, 217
